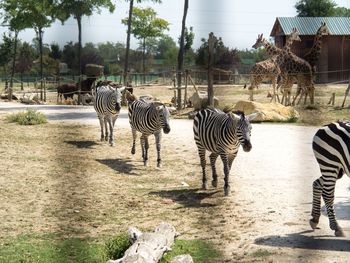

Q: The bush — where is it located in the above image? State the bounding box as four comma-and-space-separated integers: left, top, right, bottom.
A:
6, 109, 47, 125
105, 233, 131, 260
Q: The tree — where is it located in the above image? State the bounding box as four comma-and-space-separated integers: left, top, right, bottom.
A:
122, 7, 169, 83
57, 0, 115, 103
123, 0, 162, 86
0, 33, 13, 75
176, 0, 188, 109
16, 42, 35, 88
333, 6, 350, 16
49, 43, 62, 60
295, 0, 336, 16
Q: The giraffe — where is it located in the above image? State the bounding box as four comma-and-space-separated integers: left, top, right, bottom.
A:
247, 28, 300, 102
252, 32, 315, 105
290, 22, 330, 105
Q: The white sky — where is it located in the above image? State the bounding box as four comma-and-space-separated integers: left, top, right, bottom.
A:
1, 0, 350, 50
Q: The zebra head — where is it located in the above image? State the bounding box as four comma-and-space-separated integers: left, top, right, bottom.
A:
230, 111, 257, 152
113, 87, 125, 112
154, 103, 171, 134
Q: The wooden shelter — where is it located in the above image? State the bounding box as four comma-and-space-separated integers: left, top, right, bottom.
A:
270, 17, 350, 83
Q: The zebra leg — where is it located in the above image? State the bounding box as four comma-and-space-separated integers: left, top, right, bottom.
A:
104, 118, 109, 141
155, 131, 162, 168
140, 134, 149, 166
107, 116, 115, 146
198, 148, 207, 190
209, 153, 218, 188
98, 116, 105, 141
131, 128, 137, 155
321, 177, 344, 237
220, 154, 231, 196
310, 178, 323, 229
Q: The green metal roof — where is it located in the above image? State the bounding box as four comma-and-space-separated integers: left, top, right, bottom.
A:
270, 17, 350, 36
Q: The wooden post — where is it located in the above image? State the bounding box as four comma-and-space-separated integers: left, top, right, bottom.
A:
184, 69, 188, 107
342, 82, 350, 108
207, 32, 217, 107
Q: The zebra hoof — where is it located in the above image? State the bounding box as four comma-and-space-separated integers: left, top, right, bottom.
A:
157, 162, 162, 168
110, 142, 115, 147
309, 219, 318, 230
143, 161, 148, 166
335, 229, 345, 237
211, 180, 218, 188
224, 186, 231, 196
202, 183, 208, 190
131, 148, 135, 155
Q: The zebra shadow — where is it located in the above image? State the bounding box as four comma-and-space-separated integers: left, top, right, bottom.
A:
149, 188, 220, 208
96, 158, 139, 176
255, 230, 350, 252
65, 140, 98, 149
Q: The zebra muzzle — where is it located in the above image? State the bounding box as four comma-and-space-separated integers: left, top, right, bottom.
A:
163, 125, 171, 134
242, 140, 252, 152
115, 103, 121, 112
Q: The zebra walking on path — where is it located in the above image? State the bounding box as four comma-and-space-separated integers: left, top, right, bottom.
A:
310, 121, 350, 237
93, 85, 125, 146
193, 108, 257, 196
128, 99, 171, 167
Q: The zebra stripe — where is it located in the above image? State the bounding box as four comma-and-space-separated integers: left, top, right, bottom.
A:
193, 108, 256, 196
310, 121, 350, 237
93, 85, 124, 146
128, 99, 171, 167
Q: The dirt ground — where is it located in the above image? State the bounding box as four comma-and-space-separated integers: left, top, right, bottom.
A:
1, 84, 350, 262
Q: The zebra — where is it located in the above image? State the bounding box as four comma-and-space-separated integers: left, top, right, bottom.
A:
128, 99, 171, 167
193, 108, 257, 196
93, 85, 125, 146
310, 121, 350, 237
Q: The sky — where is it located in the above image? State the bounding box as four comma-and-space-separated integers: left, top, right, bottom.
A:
1, 0, 350, 50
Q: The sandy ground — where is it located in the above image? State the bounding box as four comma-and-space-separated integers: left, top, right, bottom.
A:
1, 101, 350, 262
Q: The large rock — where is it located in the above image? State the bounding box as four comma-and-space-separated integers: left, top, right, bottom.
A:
232, 100, 299, 122
188, 91, 219, 110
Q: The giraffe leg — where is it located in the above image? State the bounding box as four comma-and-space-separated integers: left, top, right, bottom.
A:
209, 153, 218, 188
220, 154, 231, 196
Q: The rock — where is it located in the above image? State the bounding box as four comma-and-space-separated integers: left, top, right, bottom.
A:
170, 255, 194, 263
233, 100, 299, 122
188, 91, 219, 110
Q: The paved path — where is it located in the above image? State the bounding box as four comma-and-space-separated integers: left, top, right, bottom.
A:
1, 101, 350, 257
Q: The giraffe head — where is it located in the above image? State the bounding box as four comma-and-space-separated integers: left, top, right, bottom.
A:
289, 27, 301, 42
252, 34, 265, 49
317, 22, 330, 36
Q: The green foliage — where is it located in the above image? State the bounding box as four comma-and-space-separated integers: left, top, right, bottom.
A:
104, 233, 131, 260
0, 33, 14, 73
333, 6, 350, 16
237, 48, 267, 63
160, 239, 222, 263
250, 248, 274, 257
6, 109, 47, 125
295, 0, 337, 16
195, 37, 240, 69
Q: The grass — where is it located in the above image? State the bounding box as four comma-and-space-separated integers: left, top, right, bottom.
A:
0, 234, 107, 263
250, 248, 274, 258
6, 109, 47, 125
160, 239, 222, 263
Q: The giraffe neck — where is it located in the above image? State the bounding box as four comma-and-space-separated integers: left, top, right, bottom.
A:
304, 31, 324, 67
284, 36, 296, 52
262, 39, 282, 57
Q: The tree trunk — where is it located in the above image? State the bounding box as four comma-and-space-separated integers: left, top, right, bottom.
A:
142, 38, 146, 84
108, 222, 177, 263
38, 27, 45, 101
77, 15, 82, 105
9, 30, 18, 101
207, 32, 217, 107
177, 0, 189, 110
124, 0, 134, 86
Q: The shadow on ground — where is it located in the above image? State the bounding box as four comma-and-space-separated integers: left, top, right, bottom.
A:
65, 140, 98, 149
96, 158, 140, 175
255, 230, 350, 252
149, 188, 220, 208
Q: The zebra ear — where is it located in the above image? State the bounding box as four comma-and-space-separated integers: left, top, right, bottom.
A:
229, 112, 241, 121
118, 86, 126, 92
247, 112, 258, 121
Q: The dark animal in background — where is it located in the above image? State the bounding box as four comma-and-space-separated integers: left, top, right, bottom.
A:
57, 83, 76, 102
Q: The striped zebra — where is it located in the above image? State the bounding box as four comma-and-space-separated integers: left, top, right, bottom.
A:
310, 121, 350, 237
193, 108, 257, 196
128, 99, 171, 167
93, 85, 125, 146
